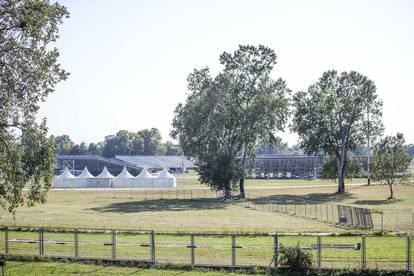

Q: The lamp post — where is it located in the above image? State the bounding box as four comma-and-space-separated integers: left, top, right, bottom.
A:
367, 105, 371, 186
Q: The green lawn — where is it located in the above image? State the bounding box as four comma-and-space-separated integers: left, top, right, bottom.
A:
1, 183, 413, 233
4, 261, 259, 276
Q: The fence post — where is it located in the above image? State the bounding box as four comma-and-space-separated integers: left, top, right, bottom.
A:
39, 226, 44, 255
317, 236, 322, 269
407, 235, 411, 272
397, 211, 399, 231
381, 211, 384, 233
150, 230, 156, 263
412, 213, 414, 233
361, 236, 366, 269
274, 234, 279, 268
305, 203, 307, 217
74, 229, 79, 259
326, 204, 329, 221
231, 235, 236, 267
190, 234, 195, 267
4, 227, 8, 255
111, 230, 116, 260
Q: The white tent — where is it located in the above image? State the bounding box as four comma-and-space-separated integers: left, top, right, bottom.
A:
96, 166, 114, 178
56, 167, 76, 179
78, 167, 94, 178
156, 167, 176, 188
136, 167, 154, 178
54, 167, 77, 188
72, 167, 94, 188
113, 167, 135, 188
88, 166, 114, 188
117, 167, 134, 178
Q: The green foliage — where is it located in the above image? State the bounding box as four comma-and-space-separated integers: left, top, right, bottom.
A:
0, 0, 69, 213
292, 70, 383, 193
279, 243, 313, 271
371, 133, 412, 199
171, 45, 290, 194
319, 156, 364, 180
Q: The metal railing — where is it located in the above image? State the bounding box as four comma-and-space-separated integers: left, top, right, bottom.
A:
0, 226, 412, 271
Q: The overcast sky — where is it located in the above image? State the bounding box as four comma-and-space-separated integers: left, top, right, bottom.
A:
38, 0, 414, 145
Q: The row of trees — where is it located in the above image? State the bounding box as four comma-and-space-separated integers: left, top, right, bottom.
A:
172, 45, 412, 199
53, 129, 182, 158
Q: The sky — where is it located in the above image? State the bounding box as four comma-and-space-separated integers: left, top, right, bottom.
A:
38, 0, 414, 145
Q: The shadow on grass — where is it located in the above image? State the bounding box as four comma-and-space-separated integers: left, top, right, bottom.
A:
87, 198, 228, 213
247, 192, 356, 205
353, 198, 402, 205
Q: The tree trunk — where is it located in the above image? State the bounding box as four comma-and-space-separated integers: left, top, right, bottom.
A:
388, 183, 394, 199
224, 180, 232, 200
239, 147, 247, 199
336, 156, 345, 194
239, 177, 245, 199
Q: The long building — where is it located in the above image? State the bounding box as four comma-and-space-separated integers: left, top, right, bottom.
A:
245, 154, 323, 179
54, 155, 141, 176
55, 154, 323, 179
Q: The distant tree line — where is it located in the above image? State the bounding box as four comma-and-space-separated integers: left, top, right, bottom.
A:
52, 128, 182, 158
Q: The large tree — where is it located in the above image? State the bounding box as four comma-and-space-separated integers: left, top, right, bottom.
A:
371, 133, 412, 199
101, 130, 145, 158
0, 0, 69, 212
292, 70, 383, 194
171, 45, 290, 198
138, 128, 163, 155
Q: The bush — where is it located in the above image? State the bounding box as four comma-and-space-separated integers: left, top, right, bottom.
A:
279, 243, 313, 271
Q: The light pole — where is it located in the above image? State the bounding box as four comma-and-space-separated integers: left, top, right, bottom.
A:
366, 105, 371, 186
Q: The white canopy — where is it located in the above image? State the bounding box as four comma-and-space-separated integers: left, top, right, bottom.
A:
78, 167, 94, 178
56, 167, 76, 179
158, 167, 174, 179
96, 166, 114, 178
117, 167, 134, 178
136, 167, 154, 178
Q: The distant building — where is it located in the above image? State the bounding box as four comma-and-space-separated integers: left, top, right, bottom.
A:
54, 155, 141, 176
116, 155, 195, 173
244, 154, 323, 179
54, 155, 195, 176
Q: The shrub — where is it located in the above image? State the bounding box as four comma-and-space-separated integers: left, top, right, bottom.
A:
279, 243, 313, 271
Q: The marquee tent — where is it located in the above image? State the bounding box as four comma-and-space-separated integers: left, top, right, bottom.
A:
54, 167, 77, 188
88, 166, 114, 187
113, 167, 136, 188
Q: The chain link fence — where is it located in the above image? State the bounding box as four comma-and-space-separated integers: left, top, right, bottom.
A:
91, 188, 413, 233
0, 226, 412, 271
240, 195, 414, 233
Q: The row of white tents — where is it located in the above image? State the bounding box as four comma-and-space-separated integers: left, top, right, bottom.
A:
54, 167, 176, 188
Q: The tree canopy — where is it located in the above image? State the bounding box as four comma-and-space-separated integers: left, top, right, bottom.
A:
171, 45, 290, 197
371, 133, 412, 199
53, 128, 178, 158
0, 0, 69, 212
292, 70, 383, 193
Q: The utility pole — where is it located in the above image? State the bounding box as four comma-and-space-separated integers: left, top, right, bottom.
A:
367, 105, 371, 185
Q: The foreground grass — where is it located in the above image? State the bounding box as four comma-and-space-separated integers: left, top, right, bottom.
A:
4, 261, 258, 276
0, 230, 409, 270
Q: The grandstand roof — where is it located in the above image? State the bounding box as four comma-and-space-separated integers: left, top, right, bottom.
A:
116, 155, 195, 169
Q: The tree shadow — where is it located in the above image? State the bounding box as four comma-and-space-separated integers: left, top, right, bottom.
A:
248, 192, 356, 205
353, 198, 402, 205
87, 198, 228, 213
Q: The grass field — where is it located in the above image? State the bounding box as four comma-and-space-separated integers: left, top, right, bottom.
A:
4, 261, 259, 276
1, 180, 413, 233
